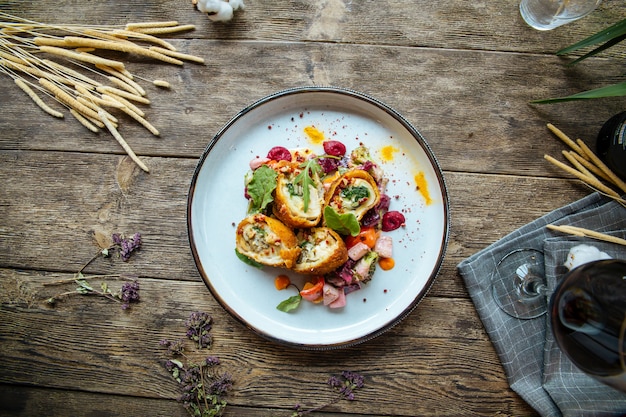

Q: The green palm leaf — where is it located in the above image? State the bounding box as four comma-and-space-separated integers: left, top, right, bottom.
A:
557, 18, 626, 57
531, 81, 626, 104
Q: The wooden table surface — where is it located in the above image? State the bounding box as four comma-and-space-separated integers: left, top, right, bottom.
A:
1, 1, 625, 416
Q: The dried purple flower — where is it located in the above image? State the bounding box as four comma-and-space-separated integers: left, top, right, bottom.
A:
185, 311, 213, 349
208, 372, 233, 396
111, 232, 142, 261
160, 338, 185, 356
205, 356, 220, 366
120, 280, 140, 309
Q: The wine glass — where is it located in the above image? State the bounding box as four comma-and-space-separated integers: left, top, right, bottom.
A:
550, 259, 626, 392
491, 248, 548, 319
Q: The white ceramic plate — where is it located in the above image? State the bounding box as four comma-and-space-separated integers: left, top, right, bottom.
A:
188, 87, 449, 349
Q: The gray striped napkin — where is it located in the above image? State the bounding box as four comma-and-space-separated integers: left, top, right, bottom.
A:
457, 192, 626, 417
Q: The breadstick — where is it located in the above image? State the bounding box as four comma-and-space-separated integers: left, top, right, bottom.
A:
119, 106, 160, 136
76, 96, 117, 123
14, 78, 64, 118
38, 45, 125, 70
562, 150, 596, 180
568, 151, 613, 183
96, 85, 150, 104
547, 224, 626, 246
98, 109, 150, 173
101, 93, 145, 117
111, 29, 177, 51
39, 77, 100, 121
152, 79, 170, 88
544, 154, 621, 198
70, 108, 99, 132
63, 36, 183, 65
75, 84, 124, 109
42, 59, 102, 87
96, 65, 145, 95
125, 21, 179, 29
149, 46, 205, 64
547, 123, 586, 159
107, 76, 142, 96
576, 139, 626, 194
95, 63, 134, 80
127, 25, 195, 35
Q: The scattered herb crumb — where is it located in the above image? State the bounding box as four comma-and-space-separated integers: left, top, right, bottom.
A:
285, 371, 365, 416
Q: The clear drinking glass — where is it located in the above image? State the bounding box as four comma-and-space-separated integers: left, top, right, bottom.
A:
520, 0, 602, 30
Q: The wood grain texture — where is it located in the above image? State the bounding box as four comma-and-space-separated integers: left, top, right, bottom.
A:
1, 1, 625, 416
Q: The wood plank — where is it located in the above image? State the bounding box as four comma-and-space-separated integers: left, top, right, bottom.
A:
0, 41, 622, 179
1, 0, 623, 55
0, 272, 535, 416
0, 150, 594, 297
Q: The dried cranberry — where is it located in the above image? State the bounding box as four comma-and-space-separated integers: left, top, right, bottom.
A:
360, 209, 380, 228
266, 146, 291, 161
381, 211, 405, 231
377, 194, 391, 212
323, 140, 346, 156
318, 157, 341, 173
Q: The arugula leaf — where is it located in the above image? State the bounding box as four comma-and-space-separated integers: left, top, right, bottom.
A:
292, 159, 322, 213
324, 206, 360, 236
235, 249, 264, 268
246, 165, 277, 213
276, 294, 302, 312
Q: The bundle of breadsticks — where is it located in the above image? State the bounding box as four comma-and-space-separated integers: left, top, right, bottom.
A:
0, 12, 205, 172
544, 123, 626, 204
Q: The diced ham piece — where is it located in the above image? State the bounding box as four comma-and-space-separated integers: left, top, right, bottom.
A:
329, 288, 346, 308
354, 257, 371, 279
347, 242, 369, 261
374, 235, 393, 258
249, 156, 270, 170
323, 284, 340, 306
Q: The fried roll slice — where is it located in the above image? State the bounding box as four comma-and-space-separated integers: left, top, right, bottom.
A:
272, 164, 325, 228
236, 214, 300, 269
293, 227, 348, 275
325, 169, 380, 221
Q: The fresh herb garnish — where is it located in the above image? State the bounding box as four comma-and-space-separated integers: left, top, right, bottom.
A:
235, 249, 264, 268
292, 158, 322, 213
247, 165, 277, 213
341, 185, 370, 207
276, 294, 302, 312
323, 206, 360, 236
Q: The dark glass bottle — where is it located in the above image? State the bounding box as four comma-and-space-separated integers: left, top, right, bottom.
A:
597, 112, 626, 182
550, 259, 626, 392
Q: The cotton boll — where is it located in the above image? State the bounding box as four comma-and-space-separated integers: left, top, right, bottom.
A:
564, 244, 612, 271
197, 0, 234, 21
229, 0, 245, 11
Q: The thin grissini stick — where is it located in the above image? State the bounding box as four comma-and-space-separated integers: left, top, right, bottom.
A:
547, 123, 587, 159
568, 150, 614, 183
75, 84, 124, 109
96, 64, 146, 95
562, 150, 596, 180
98, 109, 150, 173
152, 79, 171, 88
547, 224, 626, 246
107, 76, 142, 96
95, 63, 134, 80
76, 96, 118, 123
127, 25, 196, 35
39, 77, 101, 121
119, 105, 160, 136
38, 45, 125, 70
14, 78, 64, 118
0, 50, 30, 64
70, 108, 99, 133
32, 37, 70, 48
111, 29, 177, 51
42, 59, 102, 87
576, 139, 626, 195
96, 85, 150, 104
81, 29, 135, 45
544, 154, 621, 198
1, 59, 81, 87
148, 46, 205, 64
62, 36, 183, 65
125, 21, 179, 29
74, 47, 96, 53
101, 93, 145, 117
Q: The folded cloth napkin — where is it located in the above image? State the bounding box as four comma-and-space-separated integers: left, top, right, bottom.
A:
457, 192, 626, 417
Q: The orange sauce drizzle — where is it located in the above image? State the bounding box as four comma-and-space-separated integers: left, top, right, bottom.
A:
414, 171, 432, 205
